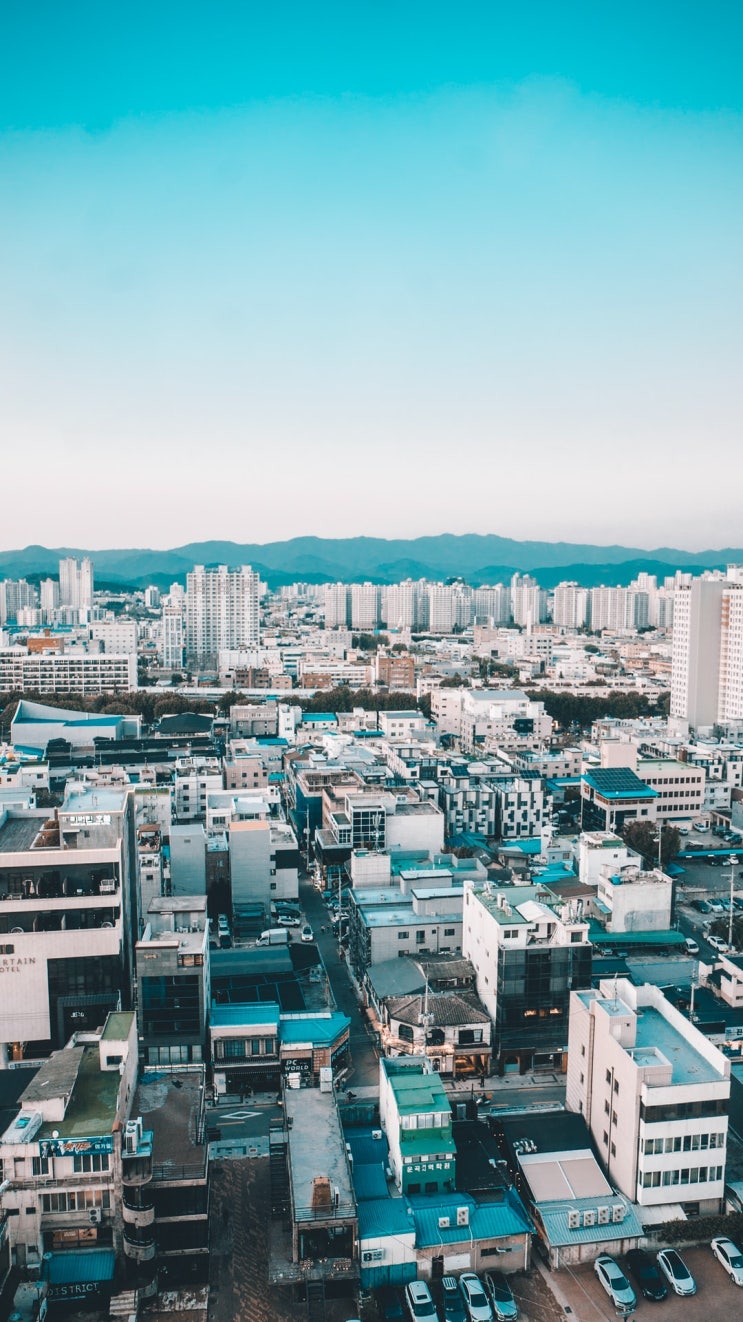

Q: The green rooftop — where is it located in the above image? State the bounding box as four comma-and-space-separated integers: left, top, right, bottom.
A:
37, 1047, 121, 1140
101, 1011, 135, 1041
386, 1064, 451, 1116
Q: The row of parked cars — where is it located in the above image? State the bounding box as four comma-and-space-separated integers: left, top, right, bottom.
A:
403, 1272, 518, 1322
594, 1237, 743, 1311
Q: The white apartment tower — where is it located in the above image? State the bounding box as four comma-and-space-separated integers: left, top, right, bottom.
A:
185, 564, 260, 665
324, 582, 351, 628
350, 582, 380, 631
552, 582, 589, 629
59, 556, 94, 614
671, 569, 743, 730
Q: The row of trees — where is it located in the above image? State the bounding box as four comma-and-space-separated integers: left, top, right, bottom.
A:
532, 688, 670, 730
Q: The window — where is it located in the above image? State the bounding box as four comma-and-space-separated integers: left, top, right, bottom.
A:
398, 931, 410, 941
32, 1157, 50, 1176
416, 931, 426, 944
73, 1153, 109, 1174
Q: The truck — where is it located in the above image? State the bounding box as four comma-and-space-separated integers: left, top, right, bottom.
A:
256, 927, 290, 947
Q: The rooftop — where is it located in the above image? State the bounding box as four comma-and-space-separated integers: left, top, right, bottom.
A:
583, 767, 658, 800
384, 1060, 451, 1116
284, 1087, 355, 1220
31, 1046, 121, 1140
133, 1069, 207, 1176
210, 1002, 281, 1029
0, 814, 43, 852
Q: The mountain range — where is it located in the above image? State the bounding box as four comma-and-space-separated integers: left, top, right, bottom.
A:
0, 536, 739, 592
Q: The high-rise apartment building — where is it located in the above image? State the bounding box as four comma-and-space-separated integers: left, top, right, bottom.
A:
0, 578, 37, 625
552, 581, 589, 629
59, 556, 94, 614
185, 564, 260, 665
670, 568, 743, 730
324, 582, 351, 628
350, 582, 380, 631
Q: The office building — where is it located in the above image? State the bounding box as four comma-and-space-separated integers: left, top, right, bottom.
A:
567, 980, 730, 1218
462, 881, 592, 1073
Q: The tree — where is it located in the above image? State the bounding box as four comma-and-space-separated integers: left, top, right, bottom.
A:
622, 820, 680, 871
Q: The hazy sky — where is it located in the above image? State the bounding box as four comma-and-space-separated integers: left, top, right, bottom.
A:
1, 2, 741, 551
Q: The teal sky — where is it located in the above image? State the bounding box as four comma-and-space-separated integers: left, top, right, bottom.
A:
1, 2, 741, 551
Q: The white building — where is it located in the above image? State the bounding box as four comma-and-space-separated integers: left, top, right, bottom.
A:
160, 604, 185, 669
0, 649, 137, 694
173, 757, 223, 822
185, 564, 260, 665
566, 980, 730, 1218
89, 619, 138, 655
671, 568, 743, 730
58, 556, 94, 615
324, 582, 351, 629
552, 582, 589, 629
350, 583, 381, 631
0, 786, 138, 1062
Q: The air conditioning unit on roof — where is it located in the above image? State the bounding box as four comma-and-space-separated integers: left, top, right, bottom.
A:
598, 1206, 610, 1224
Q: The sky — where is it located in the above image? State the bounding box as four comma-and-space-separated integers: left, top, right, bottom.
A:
1, 2, 741, 552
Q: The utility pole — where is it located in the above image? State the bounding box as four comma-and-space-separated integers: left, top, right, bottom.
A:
724, 856, 729, 951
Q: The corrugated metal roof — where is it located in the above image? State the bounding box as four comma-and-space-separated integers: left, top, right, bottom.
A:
47, 1248, 116, 1284
210, 1002, 280, 1028
353, 1163, 389, 1201
357, 1197, 416, 1240
537, 1197, 643, 1247
347, 1131, 390, 1166
409, 1191, 532, 1247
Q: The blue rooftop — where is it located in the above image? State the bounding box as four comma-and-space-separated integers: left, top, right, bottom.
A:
279, 1011, 350, 1046
210, 1002, 280, 1029
583, 767, 658, 800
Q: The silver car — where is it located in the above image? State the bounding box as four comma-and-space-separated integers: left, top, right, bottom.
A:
657, 1248, 696, 1296
458, 1273, 493, 1322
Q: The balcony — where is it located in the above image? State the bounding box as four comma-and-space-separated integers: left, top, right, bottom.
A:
122, 1194, 155, 1228
123, 1227, 156, 1262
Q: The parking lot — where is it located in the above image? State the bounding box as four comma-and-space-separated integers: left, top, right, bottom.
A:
548, 1244, 743, 1320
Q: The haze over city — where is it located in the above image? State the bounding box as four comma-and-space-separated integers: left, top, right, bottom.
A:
2, 2, 742, 550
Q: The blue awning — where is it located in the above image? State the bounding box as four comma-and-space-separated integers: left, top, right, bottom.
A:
46, 1248, 115, 1285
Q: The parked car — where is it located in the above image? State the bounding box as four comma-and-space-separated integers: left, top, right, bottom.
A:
657, 1248, 696, 1296
404, 1281, 437, 1322
276, 913, 301, 928
710, 1235, 743, 1285
300, 924, 314, 943
459, 1273, 494, 1322
593, 1255, 637, 1312
625, 1248, 668, 1301
708, 933, 731, 953
691, 899, 712, 913
483, 1270, 518, 1320
684, 937, 700, 955
437, 1276, 467, 1322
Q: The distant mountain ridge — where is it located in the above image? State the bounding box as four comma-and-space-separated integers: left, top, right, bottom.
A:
0, 536, 738, 592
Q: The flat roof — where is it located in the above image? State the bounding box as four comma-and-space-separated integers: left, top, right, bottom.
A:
634, 1006, 723, 1087
32, 1047, 121, 1140
0, 815, 42, 852
284, 1087, 355, 1220
133, 1069, 206, 1174
519, 1149, 612, 1202
385, 1063, 451, 1115
101, 1011, 135, 1042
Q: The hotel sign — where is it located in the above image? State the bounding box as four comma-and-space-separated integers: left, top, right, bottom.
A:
0, 956, 37, 974
66, 813, 112, 826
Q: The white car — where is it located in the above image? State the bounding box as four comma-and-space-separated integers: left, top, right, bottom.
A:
404, 1281, 437, 1322
593, 1255, 637, 1312
711, 1235, 743, 1285
709, 933, 731, 953
657, 1248, 696, 1296
300, 924, 314, 943
458, 1274, 493, 1322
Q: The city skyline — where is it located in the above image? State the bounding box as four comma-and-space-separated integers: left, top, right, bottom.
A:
2, 4, 741, 548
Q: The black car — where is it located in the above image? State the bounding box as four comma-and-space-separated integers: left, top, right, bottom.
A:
626, 1248, 668, 1301
436, 1276, 467, 1322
